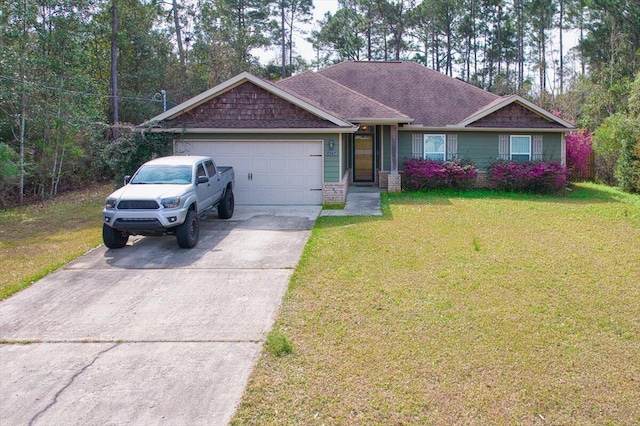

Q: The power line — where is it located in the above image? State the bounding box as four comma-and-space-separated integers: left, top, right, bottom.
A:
0, 74, 164, 103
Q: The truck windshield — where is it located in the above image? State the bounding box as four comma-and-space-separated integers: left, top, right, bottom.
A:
130, 165, 192, 185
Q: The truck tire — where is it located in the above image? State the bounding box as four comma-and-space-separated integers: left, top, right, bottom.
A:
103, 224, 129, 249
176, 209, 199, 248
218, 189, 234, 219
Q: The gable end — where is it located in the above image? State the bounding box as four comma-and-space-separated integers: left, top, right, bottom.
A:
163, 81, 340, 129
467, 102, 566, 129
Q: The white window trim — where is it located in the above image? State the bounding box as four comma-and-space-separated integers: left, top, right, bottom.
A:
510, 135, 531, 161
423, 134, 446, 161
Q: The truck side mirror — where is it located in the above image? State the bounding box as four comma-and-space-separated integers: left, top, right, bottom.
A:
197, 176, 209, 184
124, 175, 131, 185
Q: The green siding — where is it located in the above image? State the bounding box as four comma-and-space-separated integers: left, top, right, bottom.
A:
541, 133, 562, 161
397, 131, 565, 171
324, 138, 340, 183
457, 133, 499, 170
174, 132, 342, 183
398, 131, 414, 168
341, 135, 348, 178
382, 126, 391, 170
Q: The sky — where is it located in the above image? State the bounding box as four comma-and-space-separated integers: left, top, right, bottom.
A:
255, 0, 340, 65
255, 0, 579, 92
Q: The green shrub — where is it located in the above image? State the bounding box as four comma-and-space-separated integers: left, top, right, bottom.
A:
593, 114, 633, 185
0, 143, 20, 206
615, 129, 640, 194
265, 328, 293, 357
101, 127, 173, 181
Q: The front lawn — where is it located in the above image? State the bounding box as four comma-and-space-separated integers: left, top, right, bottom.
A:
0, 185, 112, 300
233, 183, 640, 425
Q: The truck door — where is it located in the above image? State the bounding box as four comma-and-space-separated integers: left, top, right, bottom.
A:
204, 160, 223, 203
195, 162, 216, 211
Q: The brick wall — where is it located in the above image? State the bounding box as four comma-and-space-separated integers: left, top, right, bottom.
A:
382, 170, 496, 190
323, 169, 351, 204
388, 173, 402, 192
378, 171, 389, 190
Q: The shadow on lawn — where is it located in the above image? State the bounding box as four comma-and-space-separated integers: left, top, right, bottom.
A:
315, 183, 639, 230
389, 183, 640, 207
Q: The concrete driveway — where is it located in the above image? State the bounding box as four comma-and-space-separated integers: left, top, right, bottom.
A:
0, 206, 320, 425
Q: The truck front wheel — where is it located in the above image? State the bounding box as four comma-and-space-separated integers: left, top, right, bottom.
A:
218, 189, 234, 219
176, 209, 199, 248
103, 224, 129, 249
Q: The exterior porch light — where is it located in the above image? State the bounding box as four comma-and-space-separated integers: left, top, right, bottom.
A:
328, 140, 334, 150
360, 125, 368, 131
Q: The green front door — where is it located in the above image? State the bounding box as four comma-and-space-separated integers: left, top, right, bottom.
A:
354, 135, 374, 182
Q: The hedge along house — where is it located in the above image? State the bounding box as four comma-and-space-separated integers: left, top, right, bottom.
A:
144, 61, 574, 205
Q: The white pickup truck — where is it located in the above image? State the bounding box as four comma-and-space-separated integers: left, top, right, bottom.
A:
102, 155, 234, 249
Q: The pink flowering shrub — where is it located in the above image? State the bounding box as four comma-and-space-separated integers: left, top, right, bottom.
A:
403, 158, 478, 191
566, 129, 593, 180
488, 160, 568, 193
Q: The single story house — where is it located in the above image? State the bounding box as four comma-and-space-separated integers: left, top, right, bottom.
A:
144, 61, 574, 205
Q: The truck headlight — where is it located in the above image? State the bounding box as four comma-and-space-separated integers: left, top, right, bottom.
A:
105, 198, 117, 209
161, 197, 181, 208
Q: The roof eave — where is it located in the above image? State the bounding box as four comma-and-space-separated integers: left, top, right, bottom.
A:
349, 118, 414, 125
402, 125, 574, 132
145, 127, 359, 134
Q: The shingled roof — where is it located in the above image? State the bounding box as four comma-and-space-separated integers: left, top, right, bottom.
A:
276, 71, 412, 124
145, 62, 573, 132
314, 61, 501, 127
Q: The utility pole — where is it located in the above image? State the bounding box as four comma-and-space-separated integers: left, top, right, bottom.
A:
281, 0, 286, 79
111, 0, 119, 139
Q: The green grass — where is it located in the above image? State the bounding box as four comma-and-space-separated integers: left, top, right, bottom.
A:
265, 328, 294, 357
232, 183, 640, 425
0, 185, 112, 300
322, 203, 346, 210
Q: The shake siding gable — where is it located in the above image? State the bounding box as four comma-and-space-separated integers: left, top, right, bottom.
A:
468, 102, 566, 129
163, 81, 337, 129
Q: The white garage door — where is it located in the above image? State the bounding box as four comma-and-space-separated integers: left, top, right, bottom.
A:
177, 140, 323, 205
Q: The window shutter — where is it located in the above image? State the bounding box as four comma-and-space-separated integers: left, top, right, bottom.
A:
412, 134, 422, 158
532, 135, 543, 160
446, 134, 458, 160
499, 134, 509, 160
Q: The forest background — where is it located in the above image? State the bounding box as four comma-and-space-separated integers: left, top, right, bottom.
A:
1, 0, 639, 206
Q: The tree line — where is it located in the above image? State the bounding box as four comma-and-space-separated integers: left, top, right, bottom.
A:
0, 0, 639, 205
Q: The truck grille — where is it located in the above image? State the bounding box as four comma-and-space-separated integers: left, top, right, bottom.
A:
117, 200, 159, 209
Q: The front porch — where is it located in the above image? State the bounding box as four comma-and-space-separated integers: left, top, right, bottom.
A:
320, 185, 383, 216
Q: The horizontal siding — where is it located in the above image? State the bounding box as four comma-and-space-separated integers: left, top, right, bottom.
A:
542, 133, 562, 161
324, 138, 340, 182
400, 131, 565, 171
458, 133, 500, 170
383, 126, 391, 170
398, 132, 413, 169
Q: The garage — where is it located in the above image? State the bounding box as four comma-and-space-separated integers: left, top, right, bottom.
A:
177, 140, 324, 205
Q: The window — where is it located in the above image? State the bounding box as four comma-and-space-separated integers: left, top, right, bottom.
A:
196, 163, 206, 180
423, 135, 446, 161
205, 160, 216, 177
510, 135, 531, 161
